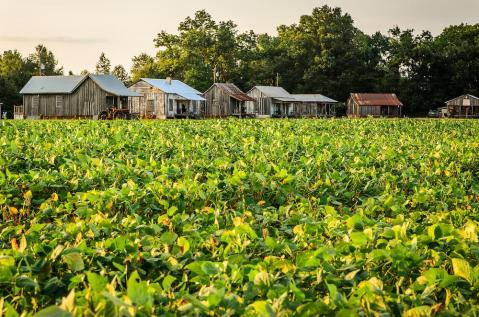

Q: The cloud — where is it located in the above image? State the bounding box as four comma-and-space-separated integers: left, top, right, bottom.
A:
0, 36, 107, 44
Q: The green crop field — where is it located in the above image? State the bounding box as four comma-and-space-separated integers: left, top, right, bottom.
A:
1, 119, 479, 316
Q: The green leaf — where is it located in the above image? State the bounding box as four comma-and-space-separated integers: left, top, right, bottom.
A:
34, 306, 72, 317
62, 253, 84, 272
0, 256, 15, 283
235, 224, 258, 239
162, 275, 176, 291
350, 232, 368, 247
403, 306, 432, 317
127, 271, 151, 307
177, 237, 190, 255
250, 301, 276, 317
160, 232, 178, 245
86, 272, 108, 292
167, 206, 178, 216
452, 258, 474, 283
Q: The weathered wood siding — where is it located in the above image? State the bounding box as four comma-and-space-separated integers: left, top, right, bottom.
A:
204, 86, 231, 117
294, 103, 335, 117
347, 98, 401, 117
246, 88, 272, 117
446, 95, 479, 107
129, 81, 166, 119
23, 78, 116, 118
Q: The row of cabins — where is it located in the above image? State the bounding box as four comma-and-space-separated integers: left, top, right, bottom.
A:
18, 75, 345, 119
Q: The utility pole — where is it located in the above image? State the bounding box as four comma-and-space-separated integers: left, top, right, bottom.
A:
276, 73, 279, 87
213, 65, 217, 83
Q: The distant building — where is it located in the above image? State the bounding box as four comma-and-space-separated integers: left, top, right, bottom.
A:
291, 94, 337, 117
203, 83, 255, 117
246, 86, 338, 118
445, 94, 479, 118
19, 74, 141, 119
129, 78, 205, 119
347, 93, 403, 118
246, 86, 297, 118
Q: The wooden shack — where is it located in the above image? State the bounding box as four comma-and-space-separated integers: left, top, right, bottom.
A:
291, 94, 337, 117
347, 93, 403, 118
246, 86, 297, 118
19, 74, 141, 119
445, 94, 479, 118
203, 83, 255, 117
129, 78, 205, 119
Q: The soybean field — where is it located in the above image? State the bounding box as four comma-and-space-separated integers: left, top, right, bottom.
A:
1, 119, 479, 316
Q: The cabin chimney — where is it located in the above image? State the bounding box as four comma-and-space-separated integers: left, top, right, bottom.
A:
166, 77, 172, 85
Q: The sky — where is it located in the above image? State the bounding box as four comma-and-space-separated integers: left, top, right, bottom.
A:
0, 0, 478, 73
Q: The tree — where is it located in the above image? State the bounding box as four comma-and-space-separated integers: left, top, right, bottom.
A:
112, 65, 130, 85
95, 52, 111, 75
130, 53, 159, 83
154, 10, 242, 91
275, 6, 370, 100
29, 44, 63, 76
0, 50, 36, 114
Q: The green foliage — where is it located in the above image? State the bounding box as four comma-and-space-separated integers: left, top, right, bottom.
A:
1, 119, 479, 315
95, 52, 111, 75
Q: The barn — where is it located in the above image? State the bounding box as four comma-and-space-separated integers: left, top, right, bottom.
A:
291, 94, 337, 117
19, 74, 141, 119
129, 78, 205, 119
246, 86, 297, 118
445, 94, 479, 118
347, 93, 403, 118
203, 83, 255, 117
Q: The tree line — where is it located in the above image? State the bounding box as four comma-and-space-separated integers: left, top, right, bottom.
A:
1, 6, 478, 116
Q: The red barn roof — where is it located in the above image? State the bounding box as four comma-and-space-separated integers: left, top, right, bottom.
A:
350, 93, 403, 107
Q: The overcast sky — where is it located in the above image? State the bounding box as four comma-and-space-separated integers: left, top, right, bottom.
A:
0, 0, 478, 73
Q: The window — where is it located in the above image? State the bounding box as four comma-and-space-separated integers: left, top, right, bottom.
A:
193, 101, 197, 113
56, 96, 63, 113
106, 96, 117, 107
32, 95, 39, 115
169, 99, 174, 111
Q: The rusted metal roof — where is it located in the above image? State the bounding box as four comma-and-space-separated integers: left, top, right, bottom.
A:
350, 93, 403, 106
214, 83, 255, 102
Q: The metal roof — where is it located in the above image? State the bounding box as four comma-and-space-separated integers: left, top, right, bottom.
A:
274, 97, 297, 102
293, 94, 338, 103
445, 94, 479, 104
141, 78, 205, 101
20, 75, 86, 94
90, 75, 142, 97
252, 86, 293, 98
20, 74, 141, 97
211, 83, 255, 102
350, 93, 403, 107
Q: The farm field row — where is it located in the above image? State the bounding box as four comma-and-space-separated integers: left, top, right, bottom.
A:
0, 119, 479, 316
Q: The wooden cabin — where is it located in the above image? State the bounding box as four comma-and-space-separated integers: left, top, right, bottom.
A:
445, 94, 479, 118
347, 93, 403, 118
129, 78, 205, 119
203, 83, 255, 117
291, 94, 337, 117
246, 86, 297, 118
19, 74, 141, 119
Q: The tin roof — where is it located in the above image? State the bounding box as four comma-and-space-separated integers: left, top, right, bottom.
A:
20, 74, 141, 97
212, 83, 255, 102
293, 94, 338, 103
252, 86, 293, 98
90, 75, 141, 97
350, 93, 403, 106
445, 94, 479, 105
20, 75, 86, 94
141, 78, 205, 101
